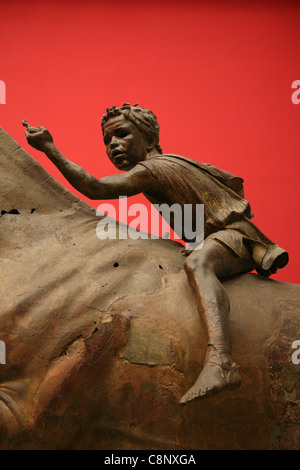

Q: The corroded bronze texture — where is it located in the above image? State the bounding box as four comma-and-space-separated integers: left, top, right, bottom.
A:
22, 105, 288, 405
0, 126, 298, 449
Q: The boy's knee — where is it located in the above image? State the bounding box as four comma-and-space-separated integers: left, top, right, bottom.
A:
184, 253, 211, 274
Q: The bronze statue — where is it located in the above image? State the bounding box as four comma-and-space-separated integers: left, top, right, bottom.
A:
22, 104, 289, 405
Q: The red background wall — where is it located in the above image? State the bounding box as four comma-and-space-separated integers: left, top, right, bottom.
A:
1, 0, 299, 283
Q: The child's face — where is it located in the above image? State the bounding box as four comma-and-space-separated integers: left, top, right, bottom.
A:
103, 115, 148, 171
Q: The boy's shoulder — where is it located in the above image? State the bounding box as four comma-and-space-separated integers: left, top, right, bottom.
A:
142, 154, 243, 182
138, 154, 244, 196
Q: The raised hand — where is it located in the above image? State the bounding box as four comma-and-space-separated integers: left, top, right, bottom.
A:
22, 120, 53, 152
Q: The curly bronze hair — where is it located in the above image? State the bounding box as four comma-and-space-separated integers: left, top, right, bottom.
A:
101, 103, 162, 154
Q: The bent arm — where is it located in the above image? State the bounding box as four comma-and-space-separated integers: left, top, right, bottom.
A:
42, 142, 154, 200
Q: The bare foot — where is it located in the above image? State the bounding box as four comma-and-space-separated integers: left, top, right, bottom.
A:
180, 345, 241, 405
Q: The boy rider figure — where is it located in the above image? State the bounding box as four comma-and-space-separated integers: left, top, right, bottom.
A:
23, 103, 288, 405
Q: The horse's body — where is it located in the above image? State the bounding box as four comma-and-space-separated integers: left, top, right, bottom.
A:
0, 127, 299, 449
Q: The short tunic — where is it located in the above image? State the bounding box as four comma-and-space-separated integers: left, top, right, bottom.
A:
138, 154, 288, 277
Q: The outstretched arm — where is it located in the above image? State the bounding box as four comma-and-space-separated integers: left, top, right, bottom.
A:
23, 122, 154, 200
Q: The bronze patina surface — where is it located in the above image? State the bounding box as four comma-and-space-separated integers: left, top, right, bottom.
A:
22, 105, 289, 405
0, 126, 299, 449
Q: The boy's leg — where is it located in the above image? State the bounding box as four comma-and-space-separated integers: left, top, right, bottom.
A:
180, 238, 255, 405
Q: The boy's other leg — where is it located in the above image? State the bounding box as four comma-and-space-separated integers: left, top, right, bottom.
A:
180, 238, 254, 405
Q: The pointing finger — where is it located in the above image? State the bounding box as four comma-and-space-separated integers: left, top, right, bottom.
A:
22, 120, 30, 128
